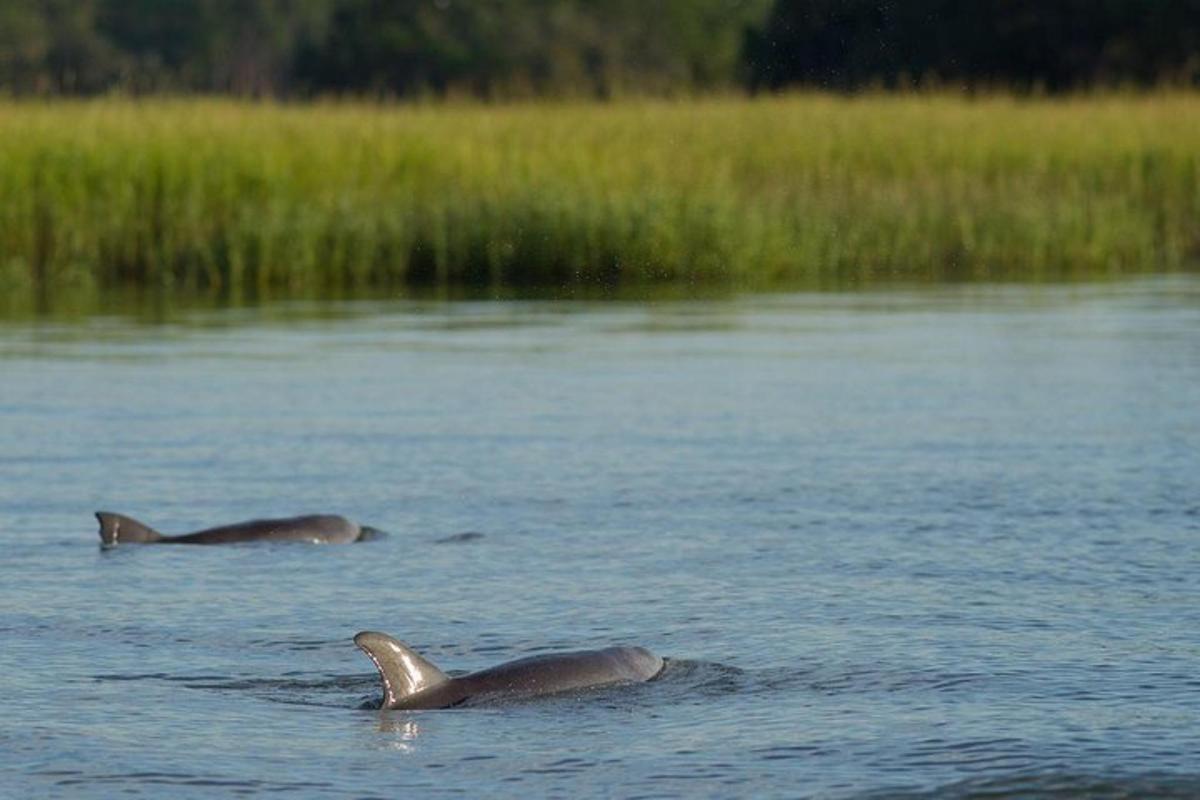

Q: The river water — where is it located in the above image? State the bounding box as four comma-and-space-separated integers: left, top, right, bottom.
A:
2, 277, 1198, 798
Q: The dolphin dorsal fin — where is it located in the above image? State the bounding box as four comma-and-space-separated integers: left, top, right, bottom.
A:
354, 631, 450, 708
95, 512, 163, 546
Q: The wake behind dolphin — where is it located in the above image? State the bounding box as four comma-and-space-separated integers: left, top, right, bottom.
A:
95, 511, 382, 546
354, 631, 664, 709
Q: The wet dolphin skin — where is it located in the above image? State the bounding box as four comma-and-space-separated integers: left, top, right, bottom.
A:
355, 631, 664, 709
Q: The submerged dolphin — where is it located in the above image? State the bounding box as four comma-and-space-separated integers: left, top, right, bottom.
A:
354, 631, 664, 709
95, 511, 380, 546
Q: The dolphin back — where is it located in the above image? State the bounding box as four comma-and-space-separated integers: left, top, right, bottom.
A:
171, 514, 362, 544
463, 645, 665, 699
96, 511, 164, 546
355, 632, 665, 710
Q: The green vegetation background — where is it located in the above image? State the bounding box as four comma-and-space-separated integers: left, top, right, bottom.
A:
3, 94, 1197, 305
1, 2, 1197, 304
4, 1, 1197, 97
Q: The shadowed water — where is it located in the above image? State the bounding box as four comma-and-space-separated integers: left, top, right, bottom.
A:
1, 277, 1198, 798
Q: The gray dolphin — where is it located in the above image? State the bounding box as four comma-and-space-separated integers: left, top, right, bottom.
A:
95, 511, 380, 546
354, 631, 664, 709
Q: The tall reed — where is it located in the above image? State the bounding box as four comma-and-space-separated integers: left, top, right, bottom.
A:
0, 94, 1196, 300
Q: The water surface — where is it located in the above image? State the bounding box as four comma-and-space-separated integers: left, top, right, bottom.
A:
2, 278, 1198, 798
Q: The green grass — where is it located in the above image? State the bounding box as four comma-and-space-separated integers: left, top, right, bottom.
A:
1, 94, 1197, 303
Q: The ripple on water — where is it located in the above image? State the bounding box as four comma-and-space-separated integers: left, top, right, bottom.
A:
91, 671, 379, 708
3, 279, 1200, 799
34, 770, 334, 794
864, 772, 1200, 799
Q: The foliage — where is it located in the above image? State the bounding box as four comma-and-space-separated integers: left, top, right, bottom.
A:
747, 0, 1200, 92
6, 1, 1197, 97
0, 0, 770, 97
1, 95, 1196, 301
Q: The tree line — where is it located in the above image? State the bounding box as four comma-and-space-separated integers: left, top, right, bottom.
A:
1, 0, 1197, 97
746, 0, 1200, 92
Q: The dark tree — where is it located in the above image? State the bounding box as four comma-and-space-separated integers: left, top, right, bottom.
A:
746, 0, 1200, 92
0, 0, 768, 97
294, 0, 769, 98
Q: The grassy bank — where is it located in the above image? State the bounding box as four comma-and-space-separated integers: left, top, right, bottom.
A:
1, 94, 1197, 300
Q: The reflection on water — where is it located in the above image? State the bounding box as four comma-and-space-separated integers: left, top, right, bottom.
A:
376, 718, 422, 753
1, 276, 1198, 798
0, 281, 743, 325
5, 270, 1195, 326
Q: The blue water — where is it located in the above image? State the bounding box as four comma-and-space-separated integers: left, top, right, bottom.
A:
2, 278, 1198, 798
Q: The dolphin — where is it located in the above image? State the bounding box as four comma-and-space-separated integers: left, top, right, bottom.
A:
354, 631, 664, 710
95, 511, 380, 546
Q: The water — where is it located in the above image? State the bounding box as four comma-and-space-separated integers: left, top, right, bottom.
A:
2, 277, 1198, 799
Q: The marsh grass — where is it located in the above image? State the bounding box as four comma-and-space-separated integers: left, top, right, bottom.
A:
1, 94, 1197, 303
